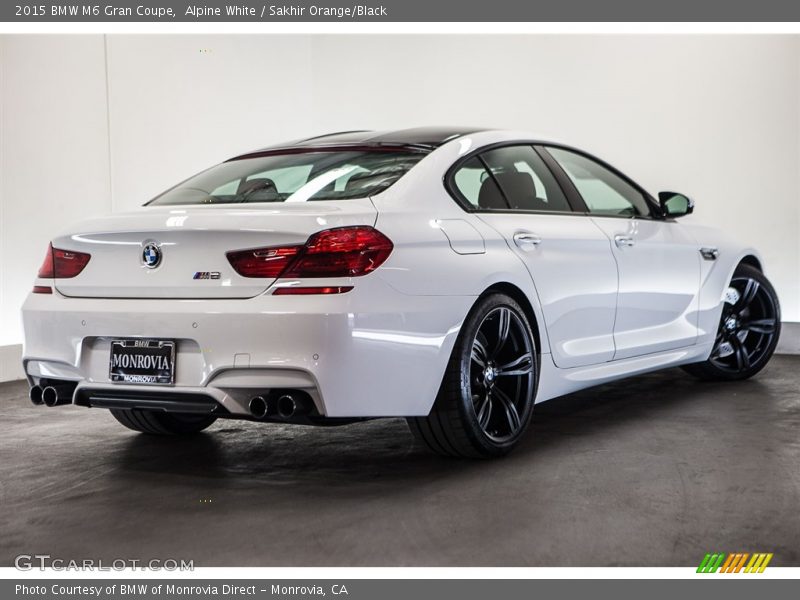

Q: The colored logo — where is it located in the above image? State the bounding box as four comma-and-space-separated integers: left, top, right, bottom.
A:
193, 271, 221, 280
142, 242, 162, 268
697, 552, 773, 573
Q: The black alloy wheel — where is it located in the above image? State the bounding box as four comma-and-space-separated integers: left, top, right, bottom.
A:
408, 293, 538, 458
683, 264, 780, 381
469, 306, 535, 443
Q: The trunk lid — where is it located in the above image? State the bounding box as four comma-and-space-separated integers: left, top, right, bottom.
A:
52, 200, 377, 299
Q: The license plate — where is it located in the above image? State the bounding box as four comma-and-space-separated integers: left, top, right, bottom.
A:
109, 339, 175, 385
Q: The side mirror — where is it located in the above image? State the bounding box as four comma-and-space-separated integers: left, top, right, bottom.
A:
658, 191, 694, 218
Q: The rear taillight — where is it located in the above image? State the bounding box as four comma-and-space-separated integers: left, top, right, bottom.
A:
227, 226, 393, 280
225, 246, 301, 278
37, 243, 91, 279
37, 245, 54, 278
283, 227, 393, 278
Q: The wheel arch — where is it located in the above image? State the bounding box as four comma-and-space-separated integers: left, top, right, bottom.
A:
695, 246, 769, 351
479, 281, 542, 358
738, 254, 762, 272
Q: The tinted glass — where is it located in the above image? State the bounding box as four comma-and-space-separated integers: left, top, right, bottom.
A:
481, 146, 571, 213
149, 150, 427, 206
453, 156, 508, 210
547, 147, 650, 217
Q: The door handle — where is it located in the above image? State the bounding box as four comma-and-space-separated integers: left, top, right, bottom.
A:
513, 232, 542, 250
614, 235, 635, 248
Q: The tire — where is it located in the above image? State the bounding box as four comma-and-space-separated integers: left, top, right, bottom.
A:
408, 293, 538, 458
110, 409, 217, 435
682, 263, 780, 381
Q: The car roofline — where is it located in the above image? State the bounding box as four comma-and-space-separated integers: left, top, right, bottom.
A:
226, 142, 438, 162
226, 127, 492, 161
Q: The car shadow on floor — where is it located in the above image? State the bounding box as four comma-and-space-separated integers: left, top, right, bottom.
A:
111, 366, 775, 487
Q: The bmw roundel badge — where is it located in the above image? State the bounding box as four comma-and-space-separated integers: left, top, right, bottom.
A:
142, 242, 162, 268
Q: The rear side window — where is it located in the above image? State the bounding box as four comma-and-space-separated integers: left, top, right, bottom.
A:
149, 149, 427, 206
451, 145, 571, 213
480, 146, 571, 213
452, 156, 506, 209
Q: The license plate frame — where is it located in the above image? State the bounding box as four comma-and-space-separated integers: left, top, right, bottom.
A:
109, 339, 176, 385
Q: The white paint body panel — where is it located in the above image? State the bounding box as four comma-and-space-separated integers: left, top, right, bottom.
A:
591, 216, 701, 359
21, 130, 765, 417
477, 213, 618, 368
53, 201, 377, 299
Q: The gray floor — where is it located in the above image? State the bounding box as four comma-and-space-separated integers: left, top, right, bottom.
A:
1, 356, 799, 567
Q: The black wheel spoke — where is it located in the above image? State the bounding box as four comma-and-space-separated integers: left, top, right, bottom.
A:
731, 336, 751, 371
471, 338, 488, 369
742, 318, 776, 335
494, 307, 511, 355
477, 395, 492, 429
709, 354, 726, 368
493, 387, 521, 432
735, 279, 759, 310
497, 352, 533, 377
712, 330, 724, 348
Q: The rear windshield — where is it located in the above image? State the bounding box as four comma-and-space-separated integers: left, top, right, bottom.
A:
148, 149, 427, 206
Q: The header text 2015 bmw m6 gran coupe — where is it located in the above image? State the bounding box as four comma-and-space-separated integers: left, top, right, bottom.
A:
22, 128, 781, 457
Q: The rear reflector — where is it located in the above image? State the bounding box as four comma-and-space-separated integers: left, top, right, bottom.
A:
37, 244, 91, 279
227, 226, 393, 280
273, 286, 354, 296
32, 286, 52, 294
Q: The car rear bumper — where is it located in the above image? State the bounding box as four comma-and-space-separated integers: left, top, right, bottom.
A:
21, 277, 475, 417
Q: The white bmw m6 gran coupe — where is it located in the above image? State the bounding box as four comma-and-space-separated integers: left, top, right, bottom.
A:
22, 128, 781, 457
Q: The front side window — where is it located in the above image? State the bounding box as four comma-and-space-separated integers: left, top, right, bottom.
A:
149, 149, 427, 206
546, 147, 651, 217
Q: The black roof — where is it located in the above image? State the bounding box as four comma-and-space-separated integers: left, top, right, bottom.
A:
231, 127, 487, 160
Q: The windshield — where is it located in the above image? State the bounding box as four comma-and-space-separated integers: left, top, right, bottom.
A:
148, 149, 428, 206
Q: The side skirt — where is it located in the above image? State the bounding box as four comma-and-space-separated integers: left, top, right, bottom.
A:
535, 342, 714, 404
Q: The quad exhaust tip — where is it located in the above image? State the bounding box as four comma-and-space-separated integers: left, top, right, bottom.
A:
29, 385, 44, 406
277, 393, 305, 419
40, 384, 76, 407
248, 391, 311, 420
248, 395, 270, 419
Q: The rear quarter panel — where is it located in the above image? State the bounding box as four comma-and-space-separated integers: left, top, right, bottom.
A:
370, 132, 553, 356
